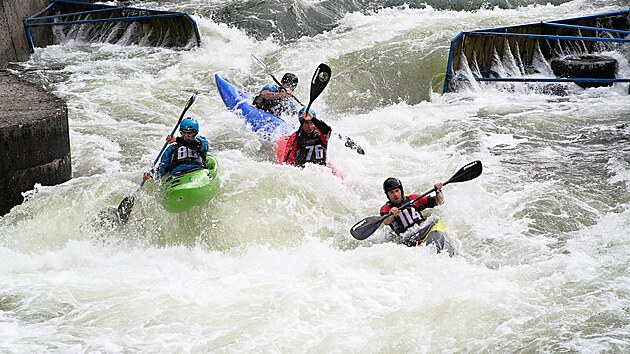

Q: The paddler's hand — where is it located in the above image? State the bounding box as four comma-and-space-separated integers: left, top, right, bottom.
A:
383, 207, 400, 225
142, 171, 152, 181
279, 85, 295, 98
166, 134, 177, 144
278, 90, 292, 99
302, 112, 313, 122
434, 182, 444, 205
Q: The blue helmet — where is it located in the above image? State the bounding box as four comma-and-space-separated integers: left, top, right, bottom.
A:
298, 108, 316, 124
180, 117, 199, 133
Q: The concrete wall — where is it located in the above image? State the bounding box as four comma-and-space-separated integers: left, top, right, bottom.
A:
0, 71, 71, 215
0, 0, 70, 215
0, 0, 53, 68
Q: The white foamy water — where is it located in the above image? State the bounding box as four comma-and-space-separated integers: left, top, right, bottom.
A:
1, 0, 629, 352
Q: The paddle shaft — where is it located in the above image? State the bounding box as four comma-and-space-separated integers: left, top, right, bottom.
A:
251, 54, 305, 106
144, 93, 198, 183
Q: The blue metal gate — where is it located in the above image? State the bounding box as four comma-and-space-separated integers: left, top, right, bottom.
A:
443, 9, 630, 93
24, 0, 201, 51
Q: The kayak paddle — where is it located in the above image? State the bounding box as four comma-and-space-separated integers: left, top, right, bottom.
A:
250, 54, 365, 155
114, 92, 198, 224
349, 160, 483, 240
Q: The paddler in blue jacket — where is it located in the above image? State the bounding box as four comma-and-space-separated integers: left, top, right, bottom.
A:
143, 117, 208, 180
252, 72, 299, 118
381, 177, 452, 253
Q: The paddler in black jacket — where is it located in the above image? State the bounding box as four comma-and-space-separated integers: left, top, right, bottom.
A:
283, 107, 331, 167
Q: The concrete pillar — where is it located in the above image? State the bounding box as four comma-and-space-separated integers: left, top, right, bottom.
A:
0, 0, 70, 215
0, 71, 71, 215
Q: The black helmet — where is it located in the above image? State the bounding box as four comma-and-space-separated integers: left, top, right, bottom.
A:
383, 177, 403, 195
281, 73, 298, 87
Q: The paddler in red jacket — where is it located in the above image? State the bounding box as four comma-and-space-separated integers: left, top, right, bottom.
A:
283, 107, 332, 168
381, 177, 450, 251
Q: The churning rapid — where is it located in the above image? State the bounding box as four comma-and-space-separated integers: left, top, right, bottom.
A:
1, 0, 629, 352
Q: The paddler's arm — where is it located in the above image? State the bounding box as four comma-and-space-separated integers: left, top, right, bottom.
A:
260, 89, 291, 100
311, 117, 332, 138
193, 135, 209, 155
143, 145, 173, 180
260, 85, 294, 100
156, 145, 172, 177
382, 207, 400, 225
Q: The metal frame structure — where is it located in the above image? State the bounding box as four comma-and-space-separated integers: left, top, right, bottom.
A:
24, 0, 201, 52
443, 8, 630, 93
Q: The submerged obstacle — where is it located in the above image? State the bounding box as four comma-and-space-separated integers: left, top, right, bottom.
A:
443, 8, 630, 93
23, 0, 201, 51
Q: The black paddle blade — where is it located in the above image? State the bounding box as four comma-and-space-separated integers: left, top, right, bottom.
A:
309, 63, 331, 106
184, 93, 198, 112
116, 196, 135, 224
350, 215, 387, 240
444, 160, 483, 186
342, 135, 365, 155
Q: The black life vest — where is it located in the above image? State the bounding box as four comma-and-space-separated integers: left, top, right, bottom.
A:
386, 196, 426, 235
295, 131, 327, 167
169, 143, 204, 170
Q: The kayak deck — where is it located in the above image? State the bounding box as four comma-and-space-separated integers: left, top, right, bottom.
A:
161, 155, 220, 213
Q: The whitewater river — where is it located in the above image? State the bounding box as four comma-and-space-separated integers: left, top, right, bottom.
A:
2, 0, 629, 352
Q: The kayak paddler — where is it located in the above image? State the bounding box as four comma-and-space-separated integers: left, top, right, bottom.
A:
143, 117, 208, 180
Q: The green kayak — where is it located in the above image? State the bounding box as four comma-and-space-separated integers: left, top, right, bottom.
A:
161, 155, 220, 213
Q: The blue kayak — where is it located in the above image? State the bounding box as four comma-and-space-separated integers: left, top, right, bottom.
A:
214, 73, 293, 139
